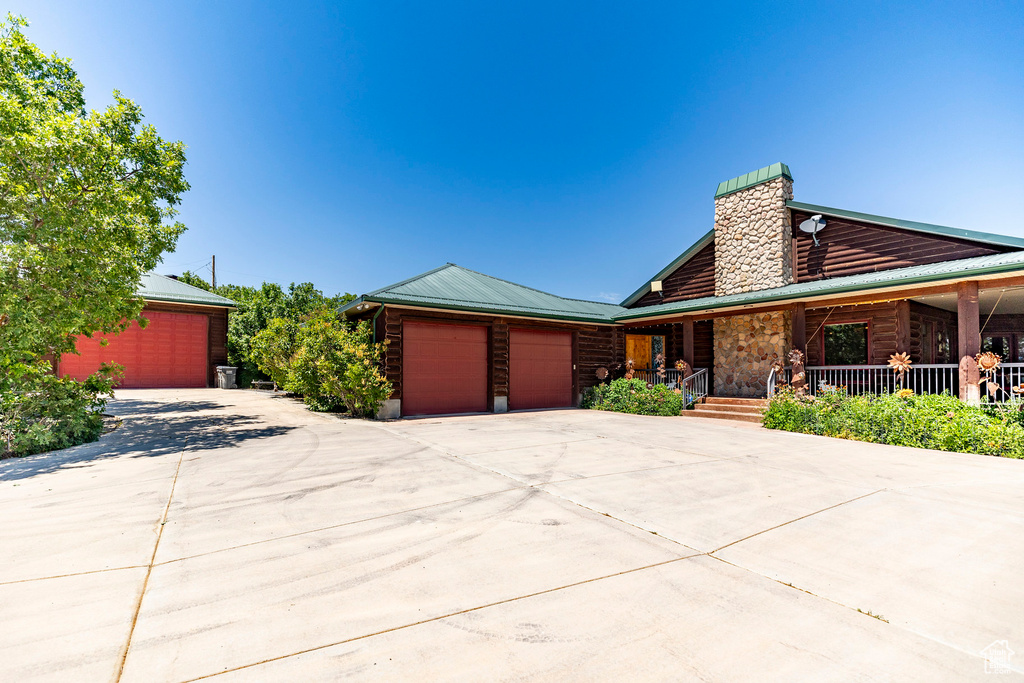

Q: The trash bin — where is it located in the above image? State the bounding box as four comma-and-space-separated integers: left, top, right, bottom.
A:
215, 366, 238, 390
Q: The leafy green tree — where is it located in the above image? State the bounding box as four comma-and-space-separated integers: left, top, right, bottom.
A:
250, 317, 300, 387
0, 15, 189, 367
0, 15, 185, 455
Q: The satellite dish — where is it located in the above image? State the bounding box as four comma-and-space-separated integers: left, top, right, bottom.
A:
799, 214, 826, 246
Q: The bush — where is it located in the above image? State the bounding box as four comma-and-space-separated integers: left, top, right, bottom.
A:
250, 317, 300, 387
1, 362, 119, 458
255, 311, 392, 417
582, 378, 684, 416
763, 386, 1024, 458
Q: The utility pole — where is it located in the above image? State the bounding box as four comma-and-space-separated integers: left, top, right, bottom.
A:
211, 255, 216, 290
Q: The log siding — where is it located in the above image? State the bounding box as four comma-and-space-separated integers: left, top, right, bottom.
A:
804, 302, 900, 366
633, 241, 717, 308
792, 209, 1007, 283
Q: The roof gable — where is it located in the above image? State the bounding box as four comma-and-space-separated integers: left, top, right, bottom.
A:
347, 264, 625, 323
789, 201, 1024, 251
620, 230, 714, 307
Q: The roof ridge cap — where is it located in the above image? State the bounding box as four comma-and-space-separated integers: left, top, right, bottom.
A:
446, 263, 621, 308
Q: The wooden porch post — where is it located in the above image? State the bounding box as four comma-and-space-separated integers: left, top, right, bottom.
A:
791, 303, 806, 393
681, 320, 694, 375
957, 281, 981, 405
895, 300, 911, 354
791, 303, 806, 354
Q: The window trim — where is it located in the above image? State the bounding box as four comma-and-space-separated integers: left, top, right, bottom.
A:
821, 319, 872, 366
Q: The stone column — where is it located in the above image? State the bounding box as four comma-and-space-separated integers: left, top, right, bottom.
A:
957, 281, 981, 405
711, 164, 795, 396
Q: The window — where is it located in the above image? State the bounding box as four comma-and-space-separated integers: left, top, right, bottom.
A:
936, 327, 952, 363
983, 336, 1011, 359
823, 322, 869, 365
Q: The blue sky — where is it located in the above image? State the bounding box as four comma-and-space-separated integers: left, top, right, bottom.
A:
11, 1, 1024, 302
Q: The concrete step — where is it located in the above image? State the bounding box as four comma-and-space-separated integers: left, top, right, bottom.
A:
703, 397, 768, 407
693, 404, 764, 416
681, 409, 763, 424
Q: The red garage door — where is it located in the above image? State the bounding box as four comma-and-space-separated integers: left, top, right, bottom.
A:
510, 329, 573, 410
403, 321, 488, 416
59, 311, 209, 388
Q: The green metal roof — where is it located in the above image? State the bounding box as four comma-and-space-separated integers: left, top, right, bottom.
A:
714, 162, 792, 199
138, 273, 236, 307
340, 264, 626, 324
614, 249, 1024, 321
619, 229, 714, 307
788, 200, 1024, 250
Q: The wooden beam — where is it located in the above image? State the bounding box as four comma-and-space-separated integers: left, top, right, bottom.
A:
620, 272, 1024, 328
681, 320, 694, 370
957, 281, 981, 405
791, 302, 806, 354
895, 300, 911, 354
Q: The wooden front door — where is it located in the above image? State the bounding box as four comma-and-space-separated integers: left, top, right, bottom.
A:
626, 334, 651, 369
625, 334, 668, 370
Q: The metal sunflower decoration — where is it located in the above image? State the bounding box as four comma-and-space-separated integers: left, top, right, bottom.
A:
788, 348, 805, 366
624, 358, 635, 380
976, 351, 1001, 375
595, 366, 609, 381
888, 352, 913, 388
655, 353, 666, 380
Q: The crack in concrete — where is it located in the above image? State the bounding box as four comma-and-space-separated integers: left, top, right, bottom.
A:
182, 553, 702, 682
114, 400, 193, 683
0, 564, 147, 586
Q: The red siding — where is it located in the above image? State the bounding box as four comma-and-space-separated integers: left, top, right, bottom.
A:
59, 311, 209, 388
402, 321, 488, 416
510, 329, 573, 410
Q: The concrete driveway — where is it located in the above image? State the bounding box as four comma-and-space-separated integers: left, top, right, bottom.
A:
2, 390, 1023, 681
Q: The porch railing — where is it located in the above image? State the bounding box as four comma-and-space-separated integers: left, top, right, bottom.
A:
768, 363, 1024, 405
634, 367, 709, 402
985, 363, 1024, 403
683, 368, 709, 403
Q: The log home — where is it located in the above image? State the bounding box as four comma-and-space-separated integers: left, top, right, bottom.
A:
343, 163, 1024, 418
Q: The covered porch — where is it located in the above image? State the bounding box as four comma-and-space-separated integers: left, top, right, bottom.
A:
620, 275, 1024, 406
780, 280, 1024, 405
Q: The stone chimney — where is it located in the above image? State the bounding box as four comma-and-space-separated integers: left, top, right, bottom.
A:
713, 163, 794, 296
711, 163, 795, 397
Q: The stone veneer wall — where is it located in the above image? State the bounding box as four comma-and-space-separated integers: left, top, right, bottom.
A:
714, 176, 794, 296
714, 312, 791, 397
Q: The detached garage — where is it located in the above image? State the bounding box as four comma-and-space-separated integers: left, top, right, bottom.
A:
341, 264, 620, 418
58, 274, 235, 388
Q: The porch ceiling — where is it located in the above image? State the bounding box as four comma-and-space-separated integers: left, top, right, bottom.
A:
912, 285, 1024, 315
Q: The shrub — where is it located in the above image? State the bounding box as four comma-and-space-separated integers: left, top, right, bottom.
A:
263, 311, 391, 417
1, 362, 120, 458
582, 378, 684, 416
763, 386, 1024, 458
250, 317, 300, 387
